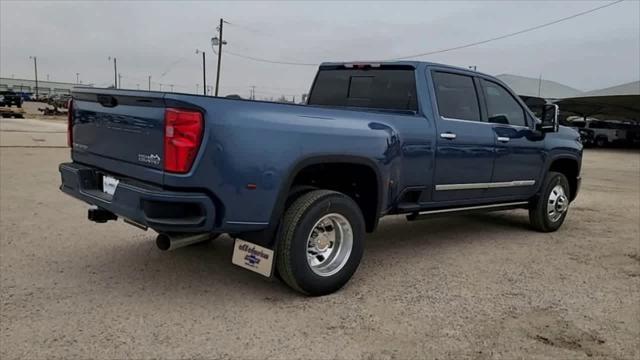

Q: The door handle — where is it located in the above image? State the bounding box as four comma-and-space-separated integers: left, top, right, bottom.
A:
497, 136, 510, 142
440, 132, 457, 140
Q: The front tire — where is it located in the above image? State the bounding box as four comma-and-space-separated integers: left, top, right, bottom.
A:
529, 171, 571, 232
276, 190, 365, 296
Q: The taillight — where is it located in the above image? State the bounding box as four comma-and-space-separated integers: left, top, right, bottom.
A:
67, 99, 73, 147
164, 108, 203, 173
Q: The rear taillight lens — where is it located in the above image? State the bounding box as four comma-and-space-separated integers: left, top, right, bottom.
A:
67, 99, 73, 147
164, 108, 203, 173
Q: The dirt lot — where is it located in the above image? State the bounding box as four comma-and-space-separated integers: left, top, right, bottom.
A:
0, 118, 638, 359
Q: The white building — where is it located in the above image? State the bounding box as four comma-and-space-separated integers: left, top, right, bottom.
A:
0, 77, 89, 96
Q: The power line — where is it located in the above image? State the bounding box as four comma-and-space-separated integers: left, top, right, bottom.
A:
211, 0, 625, 66
389, 0, 625, 60
223, 48, 317, 67
225, 21, 269, 36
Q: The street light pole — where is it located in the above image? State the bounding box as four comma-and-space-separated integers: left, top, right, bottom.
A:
196, 49, 206, 95
29, 56, 38, 98
148, 75, 151, 91
76, 72, 80, 84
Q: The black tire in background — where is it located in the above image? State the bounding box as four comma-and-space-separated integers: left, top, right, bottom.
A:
529, 171, 571, 232
276, 190, 365, 296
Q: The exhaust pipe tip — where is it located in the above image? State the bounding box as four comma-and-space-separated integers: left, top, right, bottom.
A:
156, 233, 171, 251
155, 232, 212, 251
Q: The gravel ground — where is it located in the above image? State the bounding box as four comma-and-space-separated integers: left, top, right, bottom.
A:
0, 119, 639, 359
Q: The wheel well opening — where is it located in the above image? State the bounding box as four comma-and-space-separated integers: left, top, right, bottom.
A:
549, 158, 579, 201
290, 162, 379, 232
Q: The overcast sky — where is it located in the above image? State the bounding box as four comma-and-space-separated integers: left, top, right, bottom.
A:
1, 0, 638, 98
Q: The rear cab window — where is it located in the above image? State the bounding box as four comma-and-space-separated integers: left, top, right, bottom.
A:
307, 65, 418, 112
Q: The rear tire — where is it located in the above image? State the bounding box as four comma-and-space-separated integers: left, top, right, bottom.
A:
529, 171, 571, 232
276, 190, 365, 296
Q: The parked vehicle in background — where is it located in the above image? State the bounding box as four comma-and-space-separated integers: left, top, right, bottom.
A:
48, 94, 71, 108
0, 90, 24, 108
34, 94, 50, 102
15, 92, 34, 102
59, 61, 582, 295
576, 127, 595, 146
570, 118, 633, 147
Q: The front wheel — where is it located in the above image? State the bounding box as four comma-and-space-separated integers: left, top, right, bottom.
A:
529, 171, 571, 232
276, 190, 365, 296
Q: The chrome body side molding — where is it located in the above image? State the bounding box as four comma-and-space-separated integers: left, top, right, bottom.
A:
435, 180, 535, 191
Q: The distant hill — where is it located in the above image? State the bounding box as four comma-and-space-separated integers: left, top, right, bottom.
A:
496, 74, 583, 99
578, 81, 640, 97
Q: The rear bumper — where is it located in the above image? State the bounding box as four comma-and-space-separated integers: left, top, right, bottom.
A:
59, 162, 216, 232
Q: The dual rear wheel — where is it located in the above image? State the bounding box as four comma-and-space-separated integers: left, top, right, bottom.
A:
275, 190, 365, 296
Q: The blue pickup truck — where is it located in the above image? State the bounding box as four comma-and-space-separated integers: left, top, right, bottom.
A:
59, 61, 582, 295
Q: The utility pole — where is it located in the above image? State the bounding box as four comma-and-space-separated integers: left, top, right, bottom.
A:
76, 72, 80, 84
118, 73, 122, 89
29, 56, 38, 98
148, 75, 151, 91
250, 85, 256, 100
212, 18, 228, 96
537, 74, 543, 97
202, 51, 206, 95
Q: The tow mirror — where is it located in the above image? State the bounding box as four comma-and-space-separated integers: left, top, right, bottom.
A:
538, 104, 559, 132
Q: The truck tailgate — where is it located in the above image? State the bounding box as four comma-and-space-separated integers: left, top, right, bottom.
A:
71, 88, 166, 183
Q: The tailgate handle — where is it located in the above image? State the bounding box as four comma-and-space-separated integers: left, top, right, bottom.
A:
97, 95, 118, 108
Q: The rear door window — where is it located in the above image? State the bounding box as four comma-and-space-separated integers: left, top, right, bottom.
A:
308, 67, 418, 112
432, 72, 482, 121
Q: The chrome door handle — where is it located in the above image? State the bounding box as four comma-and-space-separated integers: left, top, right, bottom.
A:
440, 132, 457, 140
497, 136, 510, 142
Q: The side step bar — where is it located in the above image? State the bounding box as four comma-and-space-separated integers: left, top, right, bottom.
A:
406, 201, 528, 221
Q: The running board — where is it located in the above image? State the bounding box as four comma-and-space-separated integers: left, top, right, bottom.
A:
406, 201, 528, 221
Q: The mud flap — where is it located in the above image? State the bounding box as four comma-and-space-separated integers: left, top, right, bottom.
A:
231, 239, 275, 277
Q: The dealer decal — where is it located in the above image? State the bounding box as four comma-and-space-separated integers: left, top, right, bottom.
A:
231, 239, 274, 277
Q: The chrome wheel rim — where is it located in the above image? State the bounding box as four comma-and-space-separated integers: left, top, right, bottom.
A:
306, 213, 353, 277
547, 184, 568, 222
